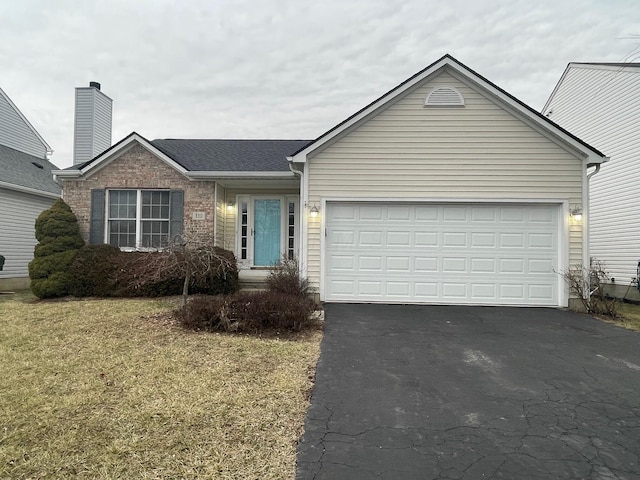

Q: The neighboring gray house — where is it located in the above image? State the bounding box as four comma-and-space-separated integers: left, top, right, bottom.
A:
0, 87, 60, 289
55, 55, 606, 307
543, 63, 640, 295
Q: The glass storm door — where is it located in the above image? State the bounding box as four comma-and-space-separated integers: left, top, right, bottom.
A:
254, 199, 281, 266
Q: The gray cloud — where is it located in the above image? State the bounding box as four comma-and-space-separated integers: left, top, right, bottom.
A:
1, 0, 638, 167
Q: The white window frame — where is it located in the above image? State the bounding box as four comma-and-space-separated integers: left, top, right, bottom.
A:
106, 189, 171, 250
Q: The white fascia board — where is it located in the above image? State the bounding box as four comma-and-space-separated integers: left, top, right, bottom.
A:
187, 171, 295, 180
0, 180, 61, 199
0, 87, 53, 156
51, 169, 82, 178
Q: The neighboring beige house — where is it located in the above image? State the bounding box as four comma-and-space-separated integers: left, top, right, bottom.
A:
54, 55, 606, 307
0, 87, 60, 290
543, 63, 640, 297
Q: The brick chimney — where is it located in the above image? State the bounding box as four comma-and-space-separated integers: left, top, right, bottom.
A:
73, 81, 112, 165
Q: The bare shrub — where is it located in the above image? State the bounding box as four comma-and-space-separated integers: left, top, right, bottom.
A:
177, 291, 316, 334
119, 235, 238, 305
562, 258, 617, 317
266, 255, 309, 297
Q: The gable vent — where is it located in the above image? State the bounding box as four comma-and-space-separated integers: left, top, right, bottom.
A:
425, 86, 465, 107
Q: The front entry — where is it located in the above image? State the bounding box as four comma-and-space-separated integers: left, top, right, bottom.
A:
236, 195, 299, 268
253, 199, 281, 266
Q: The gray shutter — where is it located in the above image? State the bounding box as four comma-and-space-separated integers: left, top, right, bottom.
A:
169, 189, 184, 241
89, 189, 105, 244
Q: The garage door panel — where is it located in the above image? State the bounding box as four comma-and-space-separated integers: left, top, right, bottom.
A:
415, 257, 438, 272
415, 232, 438, 246
471, 258, 496, 273
388, 206, 411, 221
471, 207, 497, 222
325, 203, 560, 306
500, 233, 525, 248
442, 257, 466, 272
529, 233, 555, 248
471, 232, 496, 247
387, 231, 411, 246
443, 232, 467, 246
415, 282, 438, 297
443, 206, 467, 222
471, 283, 497, 299
386, 256, 411, 271
443, 283, 467, 298
358, 256, 383, 271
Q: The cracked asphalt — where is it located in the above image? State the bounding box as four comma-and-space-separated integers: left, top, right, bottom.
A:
296, 304, 640, 479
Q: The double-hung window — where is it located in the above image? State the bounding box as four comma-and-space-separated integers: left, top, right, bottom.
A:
108, 190, 170, 248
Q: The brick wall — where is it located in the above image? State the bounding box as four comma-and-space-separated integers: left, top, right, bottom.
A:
62, 144, 216, 243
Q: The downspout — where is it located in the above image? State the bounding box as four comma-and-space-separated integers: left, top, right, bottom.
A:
213, 182, 218, 246
288, 163, 306, 276
582, 161, 604, 304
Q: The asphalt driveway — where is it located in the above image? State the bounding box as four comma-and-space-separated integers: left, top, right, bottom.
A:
296, 304, 640, 480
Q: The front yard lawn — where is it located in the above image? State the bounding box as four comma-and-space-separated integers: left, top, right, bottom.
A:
0, 292, 321, 479
613, 301, 640, 332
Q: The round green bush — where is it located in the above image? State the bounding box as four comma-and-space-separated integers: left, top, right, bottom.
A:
29, 199, 84, 298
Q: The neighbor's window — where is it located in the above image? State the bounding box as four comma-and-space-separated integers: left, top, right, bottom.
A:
108, 190, 170, 248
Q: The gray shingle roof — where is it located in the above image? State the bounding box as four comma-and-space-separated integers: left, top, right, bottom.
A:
0, 144, 61, 195
150, 139, 312, 172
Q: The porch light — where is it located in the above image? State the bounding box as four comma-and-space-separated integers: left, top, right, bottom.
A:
310, 205, 319, 218
227, 201, 235, 212
570, 206, 582, 222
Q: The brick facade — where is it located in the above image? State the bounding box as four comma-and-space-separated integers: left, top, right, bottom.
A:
62, 144, 216, 244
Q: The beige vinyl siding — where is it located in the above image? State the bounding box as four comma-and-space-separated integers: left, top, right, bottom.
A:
307, 70, 584, 291
215, 185, 226, 248
545, 64, 640, 282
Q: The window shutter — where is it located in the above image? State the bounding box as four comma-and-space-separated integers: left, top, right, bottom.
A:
89, 189, 105, 244
169, 189, 184, 241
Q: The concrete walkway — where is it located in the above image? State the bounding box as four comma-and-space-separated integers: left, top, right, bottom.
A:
296, 304, 640, 479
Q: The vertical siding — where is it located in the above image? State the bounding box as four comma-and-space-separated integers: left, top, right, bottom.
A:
0, 90, 48, 158
0, 188, 55, 278
307, 70, 585, 291
73, 87, 113, 165
545, 65, 640, 282
92, 91, 112, 158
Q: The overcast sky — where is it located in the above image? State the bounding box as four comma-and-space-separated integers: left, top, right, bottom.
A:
1, 0, 638, 168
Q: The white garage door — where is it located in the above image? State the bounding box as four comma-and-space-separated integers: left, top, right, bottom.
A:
324, 202, 561, 306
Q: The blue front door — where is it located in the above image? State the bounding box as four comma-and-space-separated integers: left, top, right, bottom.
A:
254, 199, 281, 266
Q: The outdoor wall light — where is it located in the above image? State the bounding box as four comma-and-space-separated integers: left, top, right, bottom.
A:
570, 206, 583, 221
309, 204, 319, 218
227, 201, 235, 212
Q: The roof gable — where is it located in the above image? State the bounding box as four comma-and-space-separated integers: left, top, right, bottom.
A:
290, 54, 606, 164
53, 132, 189, 179
53, 134, 313, 180
0, 87, 52, 158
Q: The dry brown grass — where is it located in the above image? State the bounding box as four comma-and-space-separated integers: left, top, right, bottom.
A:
0, 292, 321, 479
611, 302, 640, 332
